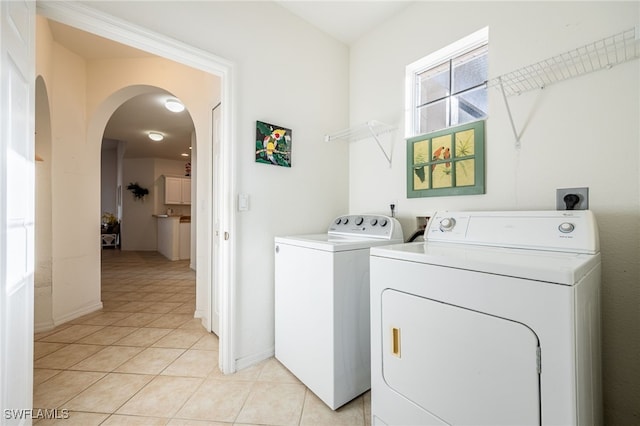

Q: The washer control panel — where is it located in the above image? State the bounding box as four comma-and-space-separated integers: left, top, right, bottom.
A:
425, 210, 599, 254
328, 215, 402, 240
438, 217, 457, 232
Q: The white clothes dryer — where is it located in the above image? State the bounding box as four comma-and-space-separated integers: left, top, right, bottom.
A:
275, 214, 403, 410
370, 210, 602, 426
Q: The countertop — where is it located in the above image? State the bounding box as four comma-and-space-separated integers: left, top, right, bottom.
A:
153, 214, 190, 223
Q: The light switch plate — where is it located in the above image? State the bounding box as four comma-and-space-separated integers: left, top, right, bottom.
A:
238, 193, 249, 211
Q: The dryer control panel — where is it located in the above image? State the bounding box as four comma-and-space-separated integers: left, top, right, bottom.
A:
425, 210, 599, 254
328, 215, 403, 240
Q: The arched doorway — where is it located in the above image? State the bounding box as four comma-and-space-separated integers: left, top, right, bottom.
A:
100, 89, 196, 256
34, 76, 54, 331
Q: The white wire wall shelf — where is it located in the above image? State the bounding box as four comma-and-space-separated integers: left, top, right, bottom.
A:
488, 26, 640, 146
488, 27, 639, 96
325, 120, 397, 167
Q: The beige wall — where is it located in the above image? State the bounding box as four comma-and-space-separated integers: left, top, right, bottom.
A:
34, 17, 56, 330
48, 26, 104, 324
349, 2, 639, 423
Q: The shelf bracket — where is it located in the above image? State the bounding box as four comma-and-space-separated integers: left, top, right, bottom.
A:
367, 123, 393, 166
498, 77, 521, 148
325, 121, 397, 168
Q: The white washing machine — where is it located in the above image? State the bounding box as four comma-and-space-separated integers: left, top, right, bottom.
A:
370, 210, 602, 426
275, 214, 403, 410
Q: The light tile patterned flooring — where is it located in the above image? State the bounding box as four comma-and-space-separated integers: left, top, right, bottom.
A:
33, 250, 370, 425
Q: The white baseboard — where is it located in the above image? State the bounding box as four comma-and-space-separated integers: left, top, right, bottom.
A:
191, 309, 212, 332
234, 347, 275, 372
34, 320, 56, 334
54, 301, 104, 326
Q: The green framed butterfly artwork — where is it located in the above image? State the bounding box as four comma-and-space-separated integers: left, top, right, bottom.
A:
255, 121, 292, 167
407, 120, 485, 198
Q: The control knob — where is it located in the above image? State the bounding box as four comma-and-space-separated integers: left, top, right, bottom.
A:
439, 217, 456, 232
355, 216, 364, 226
558, 222, 575, 233
380, 219, 388, 227
370, 218, 378, 226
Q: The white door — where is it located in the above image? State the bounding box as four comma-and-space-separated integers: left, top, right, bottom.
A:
381, 289, 541, 426
211, 103, 221, 335
0, 0, 35, 422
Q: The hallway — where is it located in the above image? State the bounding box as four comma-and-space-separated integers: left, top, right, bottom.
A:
32, 250, 370, 425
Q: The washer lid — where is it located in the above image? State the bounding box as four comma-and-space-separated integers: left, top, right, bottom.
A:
370, 242, 600, 285
276, 233, 404, 252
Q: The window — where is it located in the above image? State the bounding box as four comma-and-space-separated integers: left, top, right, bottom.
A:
405, 28, 488, 137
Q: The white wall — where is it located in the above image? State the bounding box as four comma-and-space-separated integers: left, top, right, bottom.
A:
349, 2, 639, 423
122, 158, 156, 251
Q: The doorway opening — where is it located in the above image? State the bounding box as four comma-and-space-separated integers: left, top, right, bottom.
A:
36, 4, 236, 373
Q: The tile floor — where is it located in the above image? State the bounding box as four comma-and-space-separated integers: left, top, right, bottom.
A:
33, 249, 371, 425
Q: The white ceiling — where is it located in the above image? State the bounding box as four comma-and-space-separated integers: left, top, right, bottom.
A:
277, 1, 412, 45
46, 1, 410, 159
102, 93, 195, 159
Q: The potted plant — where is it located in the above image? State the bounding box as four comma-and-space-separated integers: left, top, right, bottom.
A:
101, 212, 120, 233
127, 182, 149, 200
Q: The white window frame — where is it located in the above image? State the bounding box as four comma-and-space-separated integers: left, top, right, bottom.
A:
405, 27, 489, 138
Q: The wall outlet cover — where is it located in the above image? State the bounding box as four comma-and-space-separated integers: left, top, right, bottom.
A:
556, 187, 589, 210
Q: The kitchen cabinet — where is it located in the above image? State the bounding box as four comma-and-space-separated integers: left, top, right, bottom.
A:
165, 176, 191, 205
156, 215, 190, 261
179, 220, 190, 260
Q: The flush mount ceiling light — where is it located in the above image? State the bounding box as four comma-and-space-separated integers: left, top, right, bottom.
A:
181, 153, 189, 157
165, 99, 185, 113
148, 132, 164, 142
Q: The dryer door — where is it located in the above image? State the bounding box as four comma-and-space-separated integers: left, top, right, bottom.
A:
381, 289, 540, 426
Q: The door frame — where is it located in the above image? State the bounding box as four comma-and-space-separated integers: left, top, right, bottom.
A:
36, 2, 238, 373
